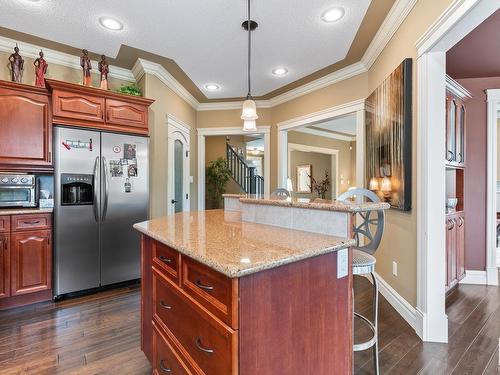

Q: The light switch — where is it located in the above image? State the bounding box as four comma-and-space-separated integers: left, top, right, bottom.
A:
337, 249, 348, 279
189, 176, 194, 183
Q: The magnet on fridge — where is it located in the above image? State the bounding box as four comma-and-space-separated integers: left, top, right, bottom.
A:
124, 178, 131, 193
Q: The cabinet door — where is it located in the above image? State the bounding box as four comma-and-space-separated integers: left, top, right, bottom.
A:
445, 96, 457, 164
52, 90, 105, 124
11, 230, 52, 296
0, 234, 9, 299
105, 99, 148, 133
456, 215, 465, 280
456, 103, 466, 166
0, 86, 52, 170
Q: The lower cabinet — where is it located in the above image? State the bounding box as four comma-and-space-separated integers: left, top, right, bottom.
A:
11, 230, 52, 296
0, 213, 53, 309
446, 213, 465, 292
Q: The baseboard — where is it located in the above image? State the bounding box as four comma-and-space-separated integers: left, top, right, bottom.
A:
363, 272, 417, 332
459, 270, 487, 285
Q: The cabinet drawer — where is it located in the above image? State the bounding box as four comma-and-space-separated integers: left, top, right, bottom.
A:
11, 214, 51, 232
153, 322, 194, 375
52, 90, 105, 123
153, 270, 237, 375
0, 216, 10, 233
181, 257, 238, 328
153, 242, 180, 284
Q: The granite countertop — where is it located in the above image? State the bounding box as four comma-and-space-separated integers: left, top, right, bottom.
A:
134, 210, 355, 278
0, 207, 53, 215
224, 194, 390, 212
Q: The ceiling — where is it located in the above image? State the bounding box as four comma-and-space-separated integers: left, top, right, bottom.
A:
310, 114, 357, 135
447, 8, 500, 79
0, 0, 388, 100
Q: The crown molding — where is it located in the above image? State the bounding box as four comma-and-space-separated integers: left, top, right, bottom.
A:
361, 0, 418, 69
445, 74, 472, 99
293, 127, 356, 142
0, 35, 135, 82
132, 58, 199, 109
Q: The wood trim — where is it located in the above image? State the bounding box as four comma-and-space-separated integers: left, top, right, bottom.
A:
141, 234, 153, 362
0, 289, 52, 310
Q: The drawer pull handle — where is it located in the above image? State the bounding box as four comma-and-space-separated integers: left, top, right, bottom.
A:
159, 255, 173, 264
23, 220, 41, 225
195, 279, 214, 291
195, 337, 214, 354
159, 360, 172, 373
160, 300, 172, 310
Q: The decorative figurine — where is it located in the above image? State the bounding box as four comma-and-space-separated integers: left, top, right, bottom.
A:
98, 55, 109, 90
80, 49, 92, 86
33, 50, 48, 87
8, 44, 24, 83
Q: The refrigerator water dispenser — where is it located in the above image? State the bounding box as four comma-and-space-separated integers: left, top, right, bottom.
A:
61, 174, 94, 205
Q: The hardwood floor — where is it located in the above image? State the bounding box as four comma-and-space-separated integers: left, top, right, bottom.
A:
0, 276, 498, 374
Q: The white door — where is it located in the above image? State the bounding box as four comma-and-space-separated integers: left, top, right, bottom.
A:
168, 117, 190, 215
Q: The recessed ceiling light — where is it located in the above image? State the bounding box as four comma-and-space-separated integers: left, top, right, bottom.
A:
99, 17, 124, 31
321, 7, 345, 23
204, 84, 220, 91
272, 67, 288, 76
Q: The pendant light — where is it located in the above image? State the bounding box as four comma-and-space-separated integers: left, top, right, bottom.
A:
241, 0, 258, 131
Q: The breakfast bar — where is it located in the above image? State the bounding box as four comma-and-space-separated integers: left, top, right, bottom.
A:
134, 196, 389, 374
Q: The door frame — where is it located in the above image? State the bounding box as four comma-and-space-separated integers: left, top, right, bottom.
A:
167, 114, 190, 215
415, 0, 499, 343
486, 89, 500, 284
288, 143, 340, 198
277, 99, 365, 190
197, 126, 271, 211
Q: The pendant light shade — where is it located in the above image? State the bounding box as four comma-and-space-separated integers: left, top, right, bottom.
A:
241, 98, 258, 131
242, 0, 258, 132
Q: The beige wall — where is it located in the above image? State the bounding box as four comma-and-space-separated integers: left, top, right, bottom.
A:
290, 150, 332, 200
142, 74, 197, 219
288, 131, 355, 196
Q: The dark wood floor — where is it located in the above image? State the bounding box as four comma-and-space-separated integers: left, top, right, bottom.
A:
0, 277, 498, 374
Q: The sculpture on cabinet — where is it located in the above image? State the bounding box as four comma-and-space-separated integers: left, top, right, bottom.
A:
33, 50, 48, 88
98, 55, 109, 90
8, 44, 24, 83
80, 49, 92, 86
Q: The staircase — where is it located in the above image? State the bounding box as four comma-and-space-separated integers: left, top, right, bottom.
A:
226, 142, 264, 195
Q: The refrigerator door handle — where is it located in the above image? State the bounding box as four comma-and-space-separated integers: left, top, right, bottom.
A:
93, 156, 100, 222
102, 156, 110, 221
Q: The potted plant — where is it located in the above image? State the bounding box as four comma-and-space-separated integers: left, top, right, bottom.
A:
309, 171, 331, 199
206, 157, 231, 209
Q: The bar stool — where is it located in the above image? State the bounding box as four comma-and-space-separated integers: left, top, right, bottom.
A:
337, 188, 385, 375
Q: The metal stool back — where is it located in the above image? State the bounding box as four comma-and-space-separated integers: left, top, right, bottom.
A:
271, 188, 290, 198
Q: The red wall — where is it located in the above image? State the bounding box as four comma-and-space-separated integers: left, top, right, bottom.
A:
457, 77, 500, 270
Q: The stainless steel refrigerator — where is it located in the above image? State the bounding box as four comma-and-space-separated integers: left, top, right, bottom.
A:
54, 126, 149, 296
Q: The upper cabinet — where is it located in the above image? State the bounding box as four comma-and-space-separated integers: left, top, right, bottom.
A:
46, 79, 154, 136
0, 81, 52, 172
445, 76, 471, 168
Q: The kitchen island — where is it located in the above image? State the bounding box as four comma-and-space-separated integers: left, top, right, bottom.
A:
134, 197, 388, 374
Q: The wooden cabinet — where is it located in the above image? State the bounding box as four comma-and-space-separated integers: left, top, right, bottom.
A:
11, 230, 51, 296
0, 233, 10, 299
0, 81, 52, 172
445, 77, 470, 167
0, 212, 53, 309
52, 89, 105, 124
142, 237, 353, 375
46, 79, 154, 135
446, 213, 465, 292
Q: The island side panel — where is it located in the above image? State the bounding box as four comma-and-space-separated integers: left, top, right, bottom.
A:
141, 234, 153, 362
238, 250, 353, 375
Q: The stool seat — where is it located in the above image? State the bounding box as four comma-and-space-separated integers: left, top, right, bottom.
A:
352, 249, 376, 275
